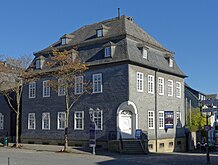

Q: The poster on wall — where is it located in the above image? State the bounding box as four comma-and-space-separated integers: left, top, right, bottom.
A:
164, 111, 174, 129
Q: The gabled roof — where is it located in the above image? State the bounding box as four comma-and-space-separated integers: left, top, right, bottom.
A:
34, 15, 186, 77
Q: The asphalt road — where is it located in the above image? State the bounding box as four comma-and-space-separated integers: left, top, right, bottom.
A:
0, 147, 218, 165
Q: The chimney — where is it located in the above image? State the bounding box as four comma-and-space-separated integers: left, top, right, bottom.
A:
118, 8, 120, 19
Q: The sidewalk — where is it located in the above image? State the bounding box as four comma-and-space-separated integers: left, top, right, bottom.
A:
8, 143, 93, 155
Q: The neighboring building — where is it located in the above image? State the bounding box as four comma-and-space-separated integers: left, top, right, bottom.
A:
0, 63, 17, 143
0, 94, 15, 142
185, 83, 206, 109
206, 94, 218, 100
21, 15, 186, 152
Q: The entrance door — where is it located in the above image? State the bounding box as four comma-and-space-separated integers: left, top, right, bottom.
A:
120, 110, 132, 139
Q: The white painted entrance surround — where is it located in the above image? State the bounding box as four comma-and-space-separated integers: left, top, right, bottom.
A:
117, 101, 138, 139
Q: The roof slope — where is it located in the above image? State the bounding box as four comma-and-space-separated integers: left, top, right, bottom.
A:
34, 15, 186, 77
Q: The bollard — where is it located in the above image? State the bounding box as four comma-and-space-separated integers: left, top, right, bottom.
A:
4, 136, 8, 147
8, 157, 10, 165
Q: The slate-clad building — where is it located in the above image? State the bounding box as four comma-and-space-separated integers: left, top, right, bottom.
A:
21, 15, 186, 152
0, 94, 16, 142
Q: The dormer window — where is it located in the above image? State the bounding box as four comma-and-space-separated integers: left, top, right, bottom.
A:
97, 29, 103, 37
61, 38, 67, 45
36, 59, 44, 69
169, 58, 173, 67
137, 44, 148, 59
105, 47, 111, 57
142, 48, 148, 59
60, 34, 73, 45
104, 41, 115, 58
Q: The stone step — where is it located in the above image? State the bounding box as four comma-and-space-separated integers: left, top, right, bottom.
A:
121, 140, 146, 154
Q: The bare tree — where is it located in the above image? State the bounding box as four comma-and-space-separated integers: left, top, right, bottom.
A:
45, 49, 89, 151
0, 54, 37, 147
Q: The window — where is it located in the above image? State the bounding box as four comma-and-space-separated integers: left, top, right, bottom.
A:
105, 47, 111, 58
148, 75, 154, 94
93, 73, 102, 93
176, 82, 181, 98
57, 112, 66, 130
61, 38, 66, 45
159, 143, 164, 148
43, 80, 50, 97
137, 72, 143, 92
75, 76, 83, 94
169, 142, 174, 148
168, 80, 173, 96
148, 111, 154, 129
176, 111, 181, 122
169, 58, 173, 67
28, 113, 35, 130
58, 79, 65, 96
148, 144, 153, 150
29, 82, 36, 98
42, 113, 50, 130
142, 48, 147, 59
0, 113, 4, 130
90, 110, 103, 130
159, 111, 164, 129
36, 59, 44, 69
96, 29, 103, 37
158, 77, 164, 95
74, 111, 84, 130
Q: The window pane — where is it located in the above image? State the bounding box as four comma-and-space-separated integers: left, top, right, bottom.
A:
93, 74, 102, 93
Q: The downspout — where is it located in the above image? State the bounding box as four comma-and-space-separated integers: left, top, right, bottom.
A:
155, 69, 158, 152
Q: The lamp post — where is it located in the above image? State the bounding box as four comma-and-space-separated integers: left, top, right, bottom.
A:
200, 103, 218, 164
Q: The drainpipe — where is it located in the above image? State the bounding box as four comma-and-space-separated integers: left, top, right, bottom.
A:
154, 69, 158, 152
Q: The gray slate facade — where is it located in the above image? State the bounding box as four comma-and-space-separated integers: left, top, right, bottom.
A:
21, 15, 187, 152
0, 94, 15, 142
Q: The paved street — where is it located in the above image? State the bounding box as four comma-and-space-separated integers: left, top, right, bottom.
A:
0, 146, 218, 165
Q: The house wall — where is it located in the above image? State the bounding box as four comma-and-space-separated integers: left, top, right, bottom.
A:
0, 94, 12, 139
21, 63, 129, 146
128, 64, 185, 152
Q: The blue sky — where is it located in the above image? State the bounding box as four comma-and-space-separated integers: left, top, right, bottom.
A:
0, 0, 218, 94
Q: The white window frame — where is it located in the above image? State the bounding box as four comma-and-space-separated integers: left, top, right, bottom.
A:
74, 111, 84, 130
96, 29, 103, 37
158, 77, 164, 95
57, 112, 66, 130
105, 47, 111, 58
28, 113, 36, 130
90, 110, 103, 130
29, 82, 36, 98
159, 111, 164, 129
58, 79, 65, 96
42, 112, 50, 130
176, 111, 182, 122
168, 79, 173, 96
61, 38, 66, 45
75, 76, 83, 94
176, 82, 181, 98
148, 111, 155, 129
36, 59, 44, 69
142, 48, 147, 59
0, 113, 4, 130
148, 75, 154, 94
93, 73, 103, 93
169, 58, 173, 67
137, 72, 143, 92
43, 80, 50, 97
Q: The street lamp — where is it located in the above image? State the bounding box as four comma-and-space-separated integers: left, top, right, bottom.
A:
200, 103, 217, 164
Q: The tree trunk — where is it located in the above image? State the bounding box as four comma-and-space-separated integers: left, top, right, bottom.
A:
15, 86, 21, 148
16, 112, 19, 147
64, 84, 69, 151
